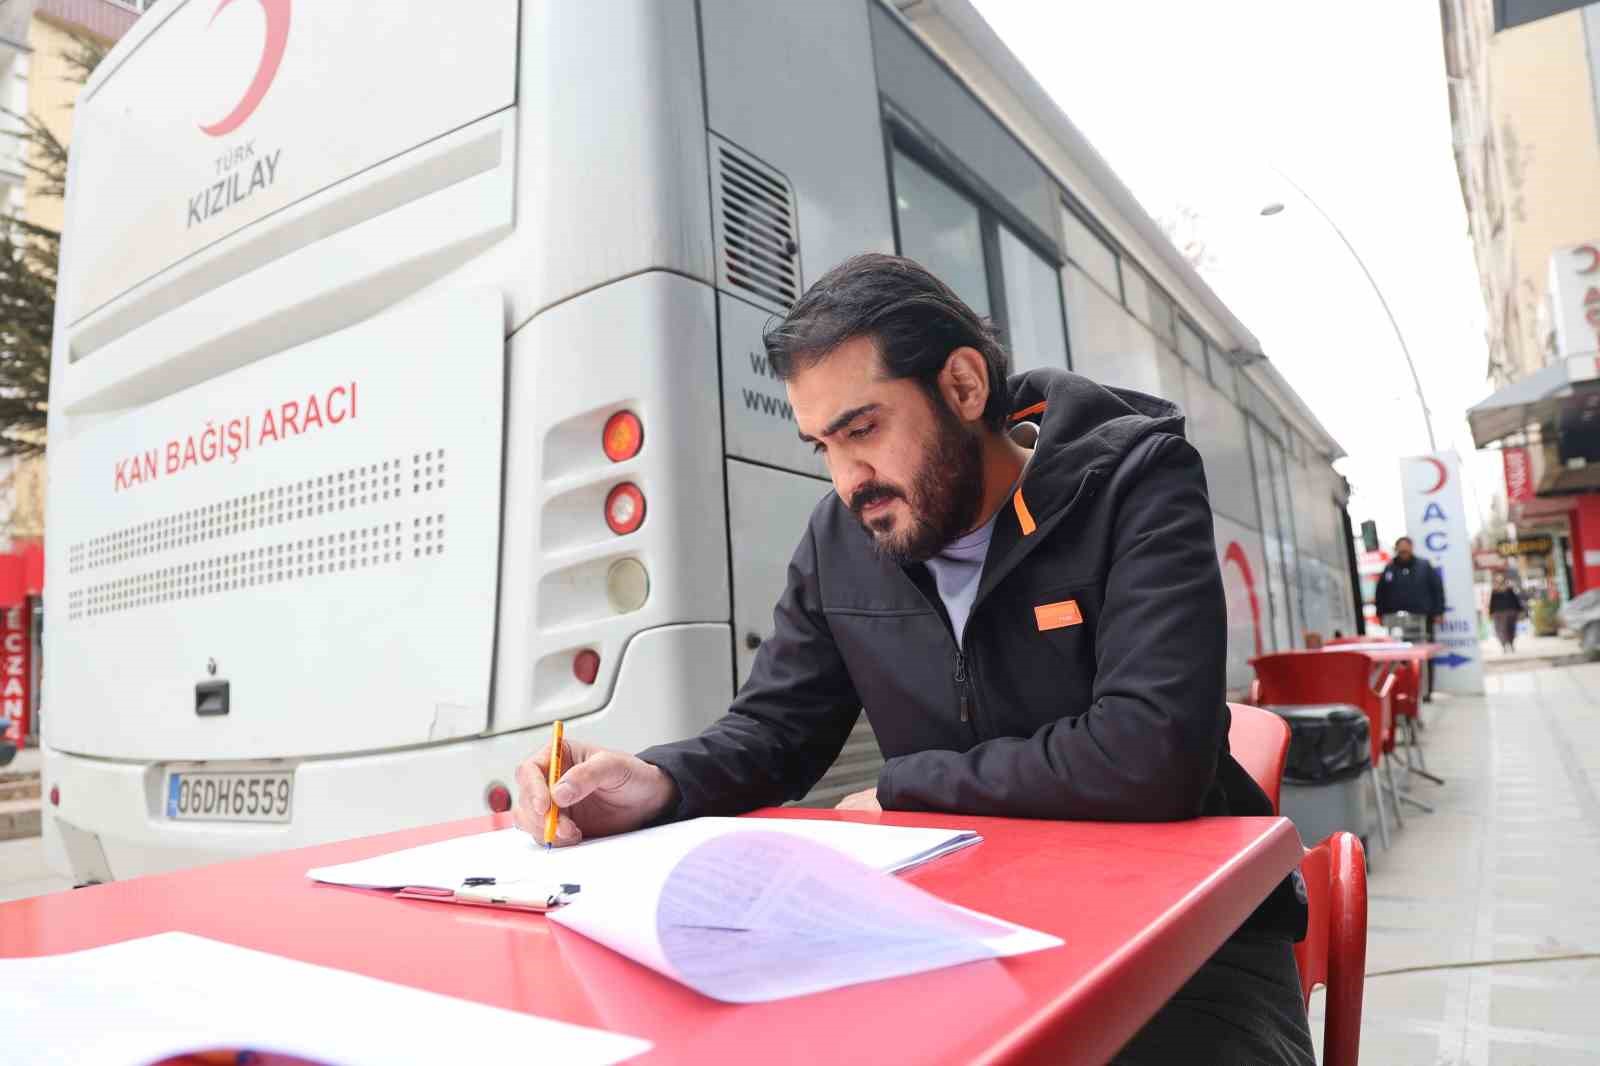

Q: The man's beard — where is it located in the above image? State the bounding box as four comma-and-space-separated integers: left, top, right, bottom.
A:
848, 394, 985, 565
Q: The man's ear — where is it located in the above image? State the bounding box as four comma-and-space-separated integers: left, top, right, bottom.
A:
937, 347, 990, 425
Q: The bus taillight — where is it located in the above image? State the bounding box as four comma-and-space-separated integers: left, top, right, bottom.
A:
573, 650, 601, 685
602, 411, 643, 462
605, 483, 646, 535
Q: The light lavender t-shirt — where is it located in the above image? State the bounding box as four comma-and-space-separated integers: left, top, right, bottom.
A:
925, 508, 1000, 644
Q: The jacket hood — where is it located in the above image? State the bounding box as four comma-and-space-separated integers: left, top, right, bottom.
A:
1005, 368, 1185, 526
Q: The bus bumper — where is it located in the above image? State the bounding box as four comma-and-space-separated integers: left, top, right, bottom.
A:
42, 623, 731, 882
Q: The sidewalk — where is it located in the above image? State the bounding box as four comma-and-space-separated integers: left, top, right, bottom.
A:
0, 743, 41, 842
1307, 660, 1600, 1064
1480, 631, 1587, 673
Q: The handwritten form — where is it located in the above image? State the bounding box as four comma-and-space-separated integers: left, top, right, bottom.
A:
0, 931, 650, 1066
310, 818, 1060, 1002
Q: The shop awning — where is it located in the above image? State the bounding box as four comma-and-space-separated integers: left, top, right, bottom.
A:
1467, 354, 1600, 448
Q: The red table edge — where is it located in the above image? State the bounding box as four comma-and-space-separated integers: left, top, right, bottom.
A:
6, 810, 1304, 1066
972, 817, 1303, 1066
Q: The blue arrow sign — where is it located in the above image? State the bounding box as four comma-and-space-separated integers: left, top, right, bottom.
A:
1436, 652, 1473, 669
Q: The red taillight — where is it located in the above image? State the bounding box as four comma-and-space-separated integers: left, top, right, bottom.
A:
486, 783, 512, 813
602, 411, 643, 463
49, 785, 59, 807
605, 483, 646, 535
573, 649, 601, 685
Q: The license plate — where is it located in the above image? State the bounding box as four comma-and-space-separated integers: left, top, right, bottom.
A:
166, 771, 293, 823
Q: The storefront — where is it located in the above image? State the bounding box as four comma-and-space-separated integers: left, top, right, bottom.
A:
1469, 239, 1600, 600
0, 540, 43, 750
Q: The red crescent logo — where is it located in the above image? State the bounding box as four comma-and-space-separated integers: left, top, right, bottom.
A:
1420, 457, 1447, 494
1576, 245, 1600, 275
199, 0, 291, 138
1222, 541, 1263, 658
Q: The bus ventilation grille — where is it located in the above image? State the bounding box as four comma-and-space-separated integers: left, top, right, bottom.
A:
710, 134, 802, 314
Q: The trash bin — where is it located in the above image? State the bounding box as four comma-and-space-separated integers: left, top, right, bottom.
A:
1265, 703, 1373, 848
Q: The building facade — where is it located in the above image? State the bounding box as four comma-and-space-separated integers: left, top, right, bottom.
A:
1452, 0, 1600, 599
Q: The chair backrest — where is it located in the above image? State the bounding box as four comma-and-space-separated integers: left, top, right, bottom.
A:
1251, 651, 1395, 765
1295, 832, 1368, 1066
1227, 702, 1290, 815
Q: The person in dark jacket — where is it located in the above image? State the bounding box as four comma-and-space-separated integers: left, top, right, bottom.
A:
1374, 537, 1446, 692
513, 254, 1313, 1065
1488, 572, 1524, 652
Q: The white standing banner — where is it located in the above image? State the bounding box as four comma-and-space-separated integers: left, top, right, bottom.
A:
1400, 451, 1485, 694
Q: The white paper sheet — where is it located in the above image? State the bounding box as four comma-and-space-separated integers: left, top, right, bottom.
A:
0, 932, 649, 1066
554, 829, 1061, 1003
308, 817, 1054, 1004
306, 816, 981, 892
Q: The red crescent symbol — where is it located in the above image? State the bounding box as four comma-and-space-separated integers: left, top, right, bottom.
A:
1223, 541, 1263, 658
1577, 245, 1600, 275
199, 0, 291, 138
1420, 457, 1447, 494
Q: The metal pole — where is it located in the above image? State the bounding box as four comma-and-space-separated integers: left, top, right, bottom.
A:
1268, 166, 1438, 452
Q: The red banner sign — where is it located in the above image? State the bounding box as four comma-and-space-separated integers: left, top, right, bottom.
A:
1, 605, 31, 745
1503, 446, 1534, 503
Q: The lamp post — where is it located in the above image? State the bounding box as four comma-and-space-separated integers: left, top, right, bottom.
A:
1260, 169, 1438, 451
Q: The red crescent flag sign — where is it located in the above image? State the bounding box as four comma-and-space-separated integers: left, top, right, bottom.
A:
1502, 446, 1534, 504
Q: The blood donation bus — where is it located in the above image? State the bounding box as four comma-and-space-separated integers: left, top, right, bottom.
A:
41, 0, 1356, 882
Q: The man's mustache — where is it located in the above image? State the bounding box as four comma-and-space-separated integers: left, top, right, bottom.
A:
849, 483, 904, 515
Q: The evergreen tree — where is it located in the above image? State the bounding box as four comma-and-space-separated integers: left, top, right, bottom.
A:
0, 31, 107, 456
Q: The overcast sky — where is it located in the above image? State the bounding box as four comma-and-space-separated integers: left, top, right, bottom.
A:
971, 0, 1502, 544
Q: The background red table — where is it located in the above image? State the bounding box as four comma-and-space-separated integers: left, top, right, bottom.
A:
1, 810, 1301, 1066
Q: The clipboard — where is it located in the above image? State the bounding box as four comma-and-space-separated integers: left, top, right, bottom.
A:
395, 880, 581, 913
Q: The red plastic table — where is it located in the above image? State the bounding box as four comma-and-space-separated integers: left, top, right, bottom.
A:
1295, 642, 1445, 710
0, 809, 1302, 1066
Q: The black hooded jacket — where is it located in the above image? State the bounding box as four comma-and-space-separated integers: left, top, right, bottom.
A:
640, 368, 1305, 936
1374, 555, 1445, 617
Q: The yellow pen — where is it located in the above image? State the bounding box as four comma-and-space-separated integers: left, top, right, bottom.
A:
543, 720, 564, 848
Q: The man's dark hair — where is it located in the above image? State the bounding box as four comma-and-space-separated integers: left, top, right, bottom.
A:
762, 253, 1012, 431
1395, 537, 1413, 548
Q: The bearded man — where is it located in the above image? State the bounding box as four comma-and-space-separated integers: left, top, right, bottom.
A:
514, 253, 1314, 1064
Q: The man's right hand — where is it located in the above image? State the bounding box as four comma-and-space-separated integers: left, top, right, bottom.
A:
512, 736, 680, 847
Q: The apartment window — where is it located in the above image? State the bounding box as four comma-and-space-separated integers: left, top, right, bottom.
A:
1059, 204, 1121, 299
893, 149, 991, 317
998, 225, 1068, 371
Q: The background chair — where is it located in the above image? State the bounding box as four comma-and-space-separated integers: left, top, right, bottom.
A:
1250, 650, 1400, 851
1227, 702, 1290, 814
1295, 831, 1368, 1066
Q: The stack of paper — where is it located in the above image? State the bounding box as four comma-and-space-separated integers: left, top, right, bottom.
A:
0, 932, 650, 1066
309, 817, 1061, 1003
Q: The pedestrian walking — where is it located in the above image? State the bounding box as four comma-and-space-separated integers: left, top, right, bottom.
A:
1375, 536, 1446, 695
1488, 572, 1524, 653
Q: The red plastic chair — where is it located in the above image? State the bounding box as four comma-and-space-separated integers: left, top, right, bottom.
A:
1227, 702, 1290, 815
1250, 650, 1400, 851
1294, 831, 1368, 1066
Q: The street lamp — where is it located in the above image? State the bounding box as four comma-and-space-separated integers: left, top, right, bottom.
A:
1259, 170, 1438, 451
